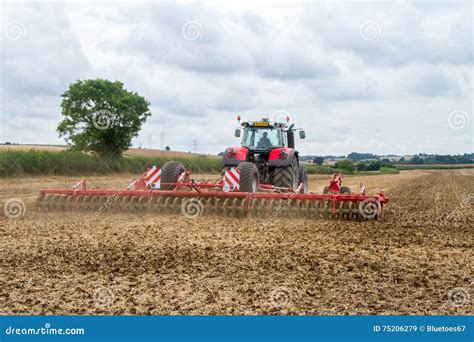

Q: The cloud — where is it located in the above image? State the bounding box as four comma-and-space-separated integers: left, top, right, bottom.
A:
408, 68, 462, 97
2, 3, 91, 97
303, 1, 472, 67
0, 1, 472, 155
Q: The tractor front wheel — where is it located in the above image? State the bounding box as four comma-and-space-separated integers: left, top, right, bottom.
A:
237, 162, 259, 193
161, 161, 185, 190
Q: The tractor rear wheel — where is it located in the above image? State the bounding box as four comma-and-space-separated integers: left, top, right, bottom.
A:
272, 157, 299, 190
237, 162, 258, 193
298, 164, 309, 193
161, 161, 185, 190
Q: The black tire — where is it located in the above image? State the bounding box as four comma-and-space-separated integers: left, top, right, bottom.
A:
237, 162, 259, 193
339, 186, 351, 194
161, 161, 185, 190
272, 157, 299, 190
298, 164, 309, 193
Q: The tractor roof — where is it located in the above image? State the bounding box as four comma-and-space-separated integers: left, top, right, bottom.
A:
240, 117, 288, 129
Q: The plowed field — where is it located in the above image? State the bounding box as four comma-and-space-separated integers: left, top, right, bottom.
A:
1, 170, 472, 315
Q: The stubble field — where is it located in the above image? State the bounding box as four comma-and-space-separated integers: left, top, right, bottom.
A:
0, 169, 472, 315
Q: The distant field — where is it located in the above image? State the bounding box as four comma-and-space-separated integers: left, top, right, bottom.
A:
0, 144, 220, 159
395, 164, 474, 170
0, 144, 66, 152
123, 148, 220, 159
2, 148, 394, 177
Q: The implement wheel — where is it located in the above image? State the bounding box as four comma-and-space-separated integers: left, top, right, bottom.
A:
161, 161, 185, 190
237, 162, 258, 193
340, 186, 351, 194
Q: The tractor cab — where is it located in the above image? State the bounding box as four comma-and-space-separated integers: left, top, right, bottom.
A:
237, 118, 286, 151
223, 116, 306, 188
234, 117, 305, 151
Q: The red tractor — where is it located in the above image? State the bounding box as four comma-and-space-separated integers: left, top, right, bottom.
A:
37, 115, 389, 219
222, 117, 308, 193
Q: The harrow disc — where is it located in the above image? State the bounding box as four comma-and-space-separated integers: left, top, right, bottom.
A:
35, 192, 383, 221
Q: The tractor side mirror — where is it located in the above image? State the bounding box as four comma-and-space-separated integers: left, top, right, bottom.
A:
235, 129, 241, 138
299, 130, 306, 139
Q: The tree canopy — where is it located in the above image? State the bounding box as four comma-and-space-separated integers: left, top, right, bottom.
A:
335, 159, 356, 173
313, 157, 324, 165
347, 152, 378, 162
57, 79, 151, 157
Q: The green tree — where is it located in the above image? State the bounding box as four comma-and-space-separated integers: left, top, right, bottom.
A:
365, 160, 382, 171
412, 155, 424, 164
57, 79, 151, 157
313, 156, 324, 165
347, 152, 378, 161
334, 159, 356, 173
357, 162, 368, 171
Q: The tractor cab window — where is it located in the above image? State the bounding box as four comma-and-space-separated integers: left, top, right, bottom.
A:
241, 127, 283, 150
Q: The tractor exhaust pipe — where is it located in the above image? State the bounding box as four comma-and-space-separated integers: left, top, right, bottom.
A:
287, 130, 295, 148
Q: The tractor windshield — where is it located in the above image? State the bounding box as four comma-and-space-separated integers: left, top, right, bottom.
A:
241, 127, 283, 150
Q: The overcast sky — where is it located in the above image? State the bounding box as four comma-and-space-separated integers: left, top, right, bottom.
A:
1, 0, 472, 155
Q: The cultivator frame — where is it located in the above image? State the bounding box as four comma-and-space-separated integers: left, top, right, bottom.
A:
36, 166, 388, 219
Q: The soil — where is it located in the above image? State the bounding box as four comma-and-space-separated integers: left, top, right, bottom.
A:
0, 144, 219, 159
0, 170, 472, 315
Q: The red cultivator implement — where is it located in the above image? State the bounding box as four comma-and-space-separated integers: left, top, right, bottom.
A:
36, 163, 388, 220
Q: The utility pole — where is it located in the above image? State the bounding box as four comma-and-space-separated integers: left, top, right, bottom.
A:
192, 139, 198, 154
